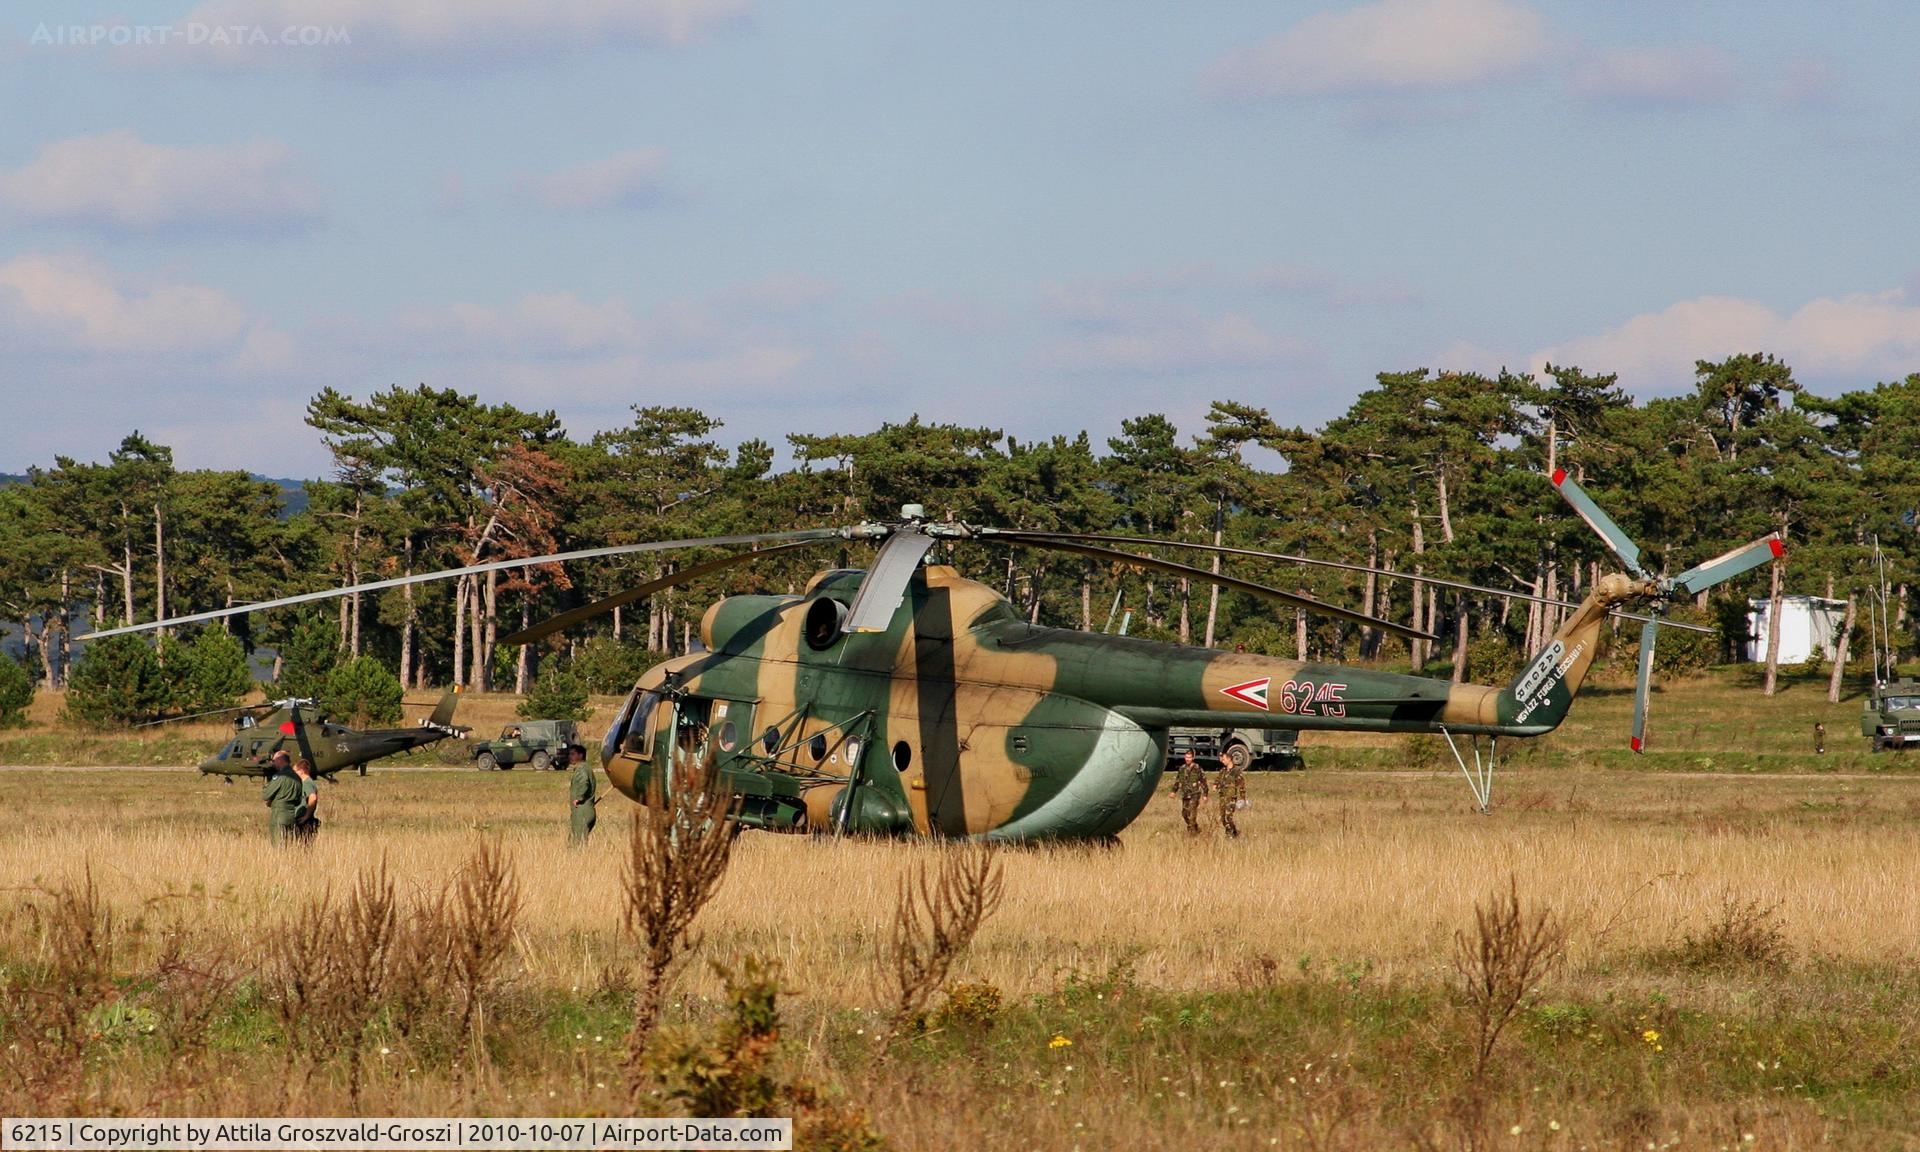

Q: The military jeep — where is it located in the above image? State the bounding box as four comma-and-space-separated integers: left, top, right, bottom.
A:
1861, 678, 1920, 752
472, 720, 580, 771
1166, 726, 1304, 772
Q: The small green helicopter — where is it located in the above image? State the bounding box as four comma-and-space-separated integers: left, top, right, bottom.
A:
151, 691, 466, 779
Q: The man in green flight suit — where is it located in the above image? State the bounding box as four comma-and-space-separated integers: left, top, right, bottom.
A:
261, 749, 302, 845
568, 743, 598, 846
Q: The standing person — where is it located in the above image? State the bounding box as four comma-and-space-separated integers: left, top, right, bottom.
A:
1217, 751, 1247, 839
1172, 748, 1209, 835
292, 758, 321, 844
569, 744, 599, 846
261, 750, 302, 845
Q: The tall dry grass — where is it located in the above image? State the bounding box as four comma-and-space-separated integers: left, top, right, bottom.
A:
2, 765, 1915, 1007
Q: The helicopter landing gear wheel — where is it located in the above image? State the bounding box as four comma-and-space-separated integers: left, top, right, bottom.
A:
476, 751, 498, 772
1223, 743, 1250, 773
531, 750, 553, 771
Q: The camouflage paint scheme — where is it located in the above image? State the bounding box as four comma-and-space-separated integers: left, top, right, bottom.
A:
600, 566, 1643, 842
195, 690, 465, 779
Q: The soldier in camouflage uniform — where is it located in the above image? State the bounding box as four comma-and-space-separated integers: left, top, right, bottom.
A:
1171, 748, 1209, 834
1216, 754, 1246, 839
568, 744, 599, 846
261, 750, 302, 845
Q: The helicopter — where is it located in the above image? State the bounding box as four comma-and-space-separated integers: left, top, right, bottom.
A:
90, 473, 1781, 835
146, 690, 466, 780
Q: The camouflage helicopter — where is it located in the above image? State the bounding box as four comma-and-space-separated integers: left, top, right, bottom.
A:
143, 691, 465, 779
92, 474, 1780, 836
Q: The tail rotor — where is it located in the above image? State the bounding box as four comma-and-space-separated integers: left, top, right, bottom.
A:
1551, 471, 1783, 752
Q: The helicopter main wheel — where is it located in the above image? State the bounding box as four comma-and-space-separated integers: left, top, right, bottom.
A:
476, 751, 499, 772
1223, 743, 1251, 773
531, 750, 553, 771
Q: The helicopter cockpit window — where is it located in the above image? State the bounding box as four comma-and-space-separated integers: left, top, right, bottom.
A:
600, 691, 638, 765
620, 690, 663, 760
217, 740, 239, 761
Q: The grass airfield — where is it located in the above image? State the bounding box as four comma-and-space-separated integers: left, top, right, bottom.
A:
0, 668, 1917, 1148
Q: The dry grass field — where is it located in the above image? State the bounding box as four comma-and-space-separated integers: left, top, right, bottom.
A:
1, 668, 1917, 1147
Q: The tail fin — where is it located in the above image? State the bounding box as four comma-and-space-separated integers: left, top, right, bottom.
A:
428, 686, 460, 727
1493, 574, 1641, 733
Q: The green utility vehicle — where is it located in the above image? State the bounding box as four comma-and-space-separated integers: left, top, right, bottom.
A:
1861, 679, 1920, 751
1166, 726, 1304, 772
472, 720, 581, 771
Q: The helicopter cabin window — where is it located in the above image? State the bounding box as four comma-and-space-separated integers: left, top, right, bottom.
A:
618, 690, 664, 761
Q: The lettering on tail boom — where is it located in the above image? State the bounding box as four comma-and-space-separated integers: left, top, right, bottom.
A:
1219, 676, 1347, 717
1513, 640, 1585, 725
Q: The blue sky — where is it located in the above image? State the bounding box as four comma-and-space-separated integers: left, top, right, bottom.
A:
3, 0, 1918, 475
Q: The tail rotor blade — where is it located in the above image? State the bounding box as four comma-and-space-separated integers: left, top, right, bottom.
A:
1551, 470, 1647, 578
1671, 534, 1784, 596
1630, 615, 1658, 752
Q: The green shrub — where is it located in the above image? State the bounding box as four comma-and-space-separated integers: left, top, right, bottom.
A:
63, 635, 171, 726
175, 628, 253, 713
518, 664, 592, 722
275, 615, 338, 700
324, 655, 403, 726
571, 635, 659, 694
929, 981, 1003, 1033
0, 656, 34, 728
1465, 630, 1523, 683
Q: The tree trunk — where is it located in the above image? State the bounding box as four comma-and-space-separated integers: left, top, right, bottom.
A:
122, 534, 136, 626
349, 497, 363, 658
1451, 595, 1469, 684
613, 604, 622, 642
1295, 594, 1308, 660
153, 501, 167, 642
1762, 544, 1786, 697
1167, 576, 1182, 648
453, 572, 467, 688
1828, 592, 1856, 704
482, 569, 499, 692
1410, 502, 1426, 672
400, 534, 415, 690
469, 575, 488, 691
1360, 528, 1379, 659
1202, 515, 1223, 649
515, 600, 531, 694
1080, 568, 1092, 631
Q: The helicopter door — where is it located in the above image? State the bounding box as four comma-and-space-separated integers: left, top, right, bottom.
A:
666, 697, 715, 797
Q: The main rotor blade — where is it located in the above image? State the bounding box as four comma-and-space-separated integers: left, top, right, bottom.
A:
133, 702, 265, 727
843, 529, 936, 633
991, 530, 1716, 635
1670, 534, 1784, 596
1551, 469, 1647, 579
501, 539, 827, 645
81, 527, 844, 640
995, 534, 1440, 643
1630, 614, 1658, 753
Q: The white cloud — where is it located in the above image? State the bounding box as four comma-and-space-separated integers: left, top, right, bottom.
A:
0, 252, 258, 355
0, 131, 321, 235
1531, 290, 1920, 387
168, 0, 749, 70
522, 150, 673, 212
1206, 0, 1549, 99
1570, 46, 1737, 107
1042, 308, 1305, 376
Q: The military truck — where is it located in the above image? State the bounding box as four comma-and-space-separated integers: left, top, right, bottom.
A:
472, 720, 581, 770
1861, 679, 1920, 751
1166, 726, 1304, 772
